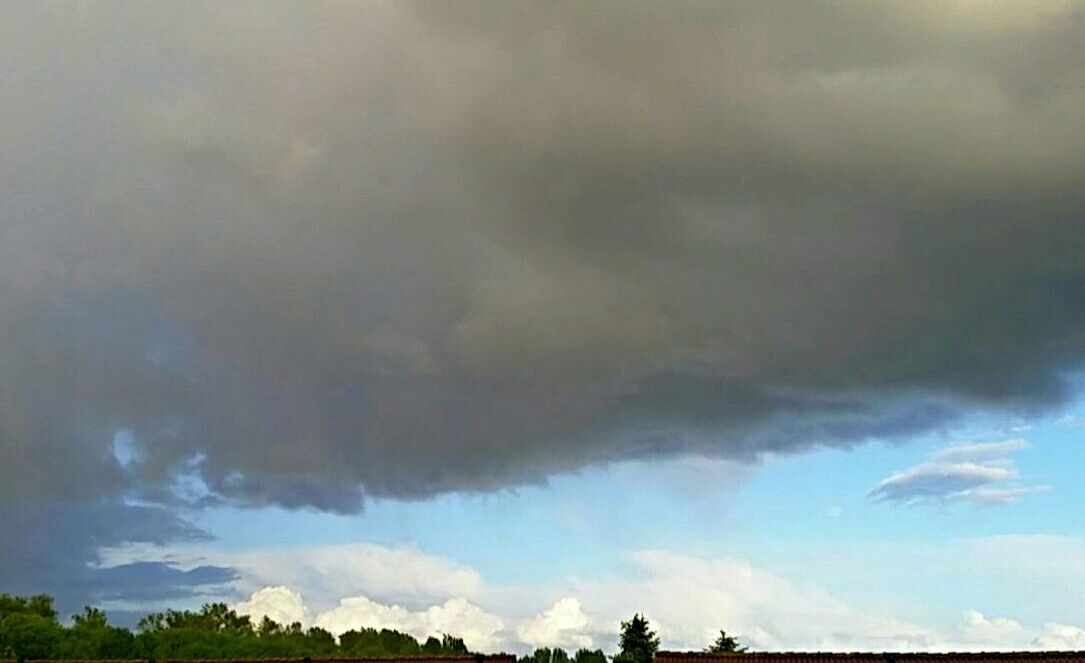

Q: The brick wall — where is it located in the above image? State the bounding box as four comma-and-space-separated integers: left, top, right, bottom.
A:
657, 652, 1085, 663
5, 656, 517, 663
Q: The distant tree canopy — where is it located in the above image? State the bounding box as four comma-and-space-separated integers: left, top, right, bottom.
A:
705, 630, 747, 654
518, 647, 607, 663
0, 593, 475, 661
614, 614, 659, 663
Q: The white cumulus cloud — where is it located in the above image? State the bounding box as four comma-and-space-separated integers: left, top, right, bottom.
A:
955, 610, 1031, 647
234, 585, 308, 626
1034, 623, 1085, 650
313, 595, 505, 653
517, 598, 595, 651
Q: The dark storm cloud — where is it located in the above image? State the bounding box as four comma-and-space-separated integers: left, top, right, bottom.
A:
3, 0, 1085, 603
0, 501, 235, 616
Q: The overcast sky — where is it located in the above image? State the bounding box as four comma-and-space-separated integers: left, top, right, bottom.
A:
3, 0, 1085, 653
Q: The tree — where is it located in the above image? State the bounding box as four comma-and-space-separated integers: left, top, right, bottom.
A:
0, 593, 64, 661
440, 633, 469, 655
303, 626, 337, 655
614, 613, 659, 663
706, 630, 747, 654
421, 635, 440, 654
137, 603, 254, 636
252, 617, 310, 656
0, 595, 57, 621
520, 648, 572, 663
341, 627, 387, 656
573, 648, 607, 663
0, 592, 475, 660
0, 613, 64, 661
134, 603, 265, 658
378, 627, 422, 655
60, 607, 135, 658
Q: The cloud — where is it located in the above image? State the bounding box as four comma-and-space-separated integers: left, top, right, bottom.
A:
230, 545, 1085, 654
234, 586, 308, 626
868, 439, 1047, 505
959, 535, 1085, 587
314, 596, 506, 653
941, 611, 1085, 652
1055, 414, 1085, 427
517, 598, 595, 651
597, 551, 929, 652
959, 486, 1050, 505
930, 439, 1031, 462
868, 461, 1015, 504
228, 543, 484, 612
102, 540, 485, 617
5, 0, 1085, 604
1034, 623, 1085, 650
266, 545, 925, 652
0, 500, 235, 617
89, 561, 236, 603
956, 611, 1032, 647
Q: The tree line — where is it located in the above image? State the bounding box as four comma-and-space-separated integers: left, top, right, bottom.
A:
0, 594, 746, 662
0, 594, 469, 661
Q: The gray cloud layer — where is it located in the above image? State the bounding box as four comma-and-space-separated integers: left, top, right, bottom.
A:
0, 501, 236, 616
3, 1, 1085, 604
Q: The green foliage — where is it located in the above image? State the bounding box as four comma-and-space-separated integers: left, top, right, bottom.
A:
572, 648, 607, 663
0, 594, 64, 661
0, 613, 65, 661
0, 592, 484, 659
705, 630, 746, 654
339, 626, 444, 657
519, 647, 570, 663
0, 595, 58, 621
423, 635, 444, 654
379, 627, 422, 655
614, 613, 659, 663
137, 603, 255, 635
59, 607, 135, 659
304, 627, 338, 656
520, 646, 607, 663
440, 634, 469, 655
254, 618, 331, 657
133, 603, 258, 659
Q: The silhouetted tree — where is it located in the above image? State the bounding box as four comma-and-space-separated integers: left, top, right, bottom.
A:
614, 613, 659, 663
706, 630, 747, 654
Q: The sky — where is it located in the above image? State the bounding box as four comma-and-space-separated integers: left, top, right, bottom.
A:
2, 0, 1085, 654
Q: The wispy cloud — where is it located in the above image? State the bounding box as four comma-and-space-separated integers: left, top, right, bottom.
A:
869, 440, 1048, 506
930, 439, 1031, 462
